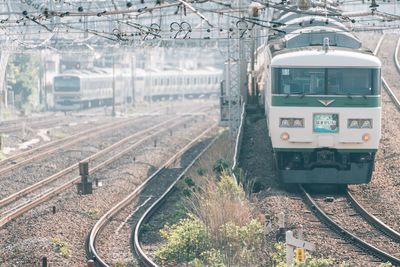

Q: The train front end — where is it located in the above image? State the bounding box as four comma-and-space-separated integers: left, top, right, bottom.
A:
53, 75, 82, 110
268, 49, 381, 184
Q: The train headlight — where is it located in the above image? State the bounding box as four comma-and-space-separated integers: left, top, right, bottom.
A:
280, 132, 290, 141
362, 133, 370, 142
280, 118, 304, 128
348, 119, 372, 129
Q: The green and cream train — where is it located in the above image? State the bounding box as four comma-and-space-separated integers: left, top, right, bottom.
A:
256, 9, 381, 184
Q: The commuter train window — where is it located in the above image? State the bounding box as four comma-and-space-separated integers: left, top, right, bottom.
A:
54, 76, 80, 92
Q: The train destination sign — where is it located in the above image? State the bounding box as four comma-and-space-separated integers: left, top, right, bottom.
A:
313, 114, 339, 133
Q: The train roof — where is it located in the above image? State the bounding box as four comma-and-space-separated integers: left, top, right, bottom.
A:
267, 3, 371, 54
55, 67, 223, 79
271, 48, 381, 67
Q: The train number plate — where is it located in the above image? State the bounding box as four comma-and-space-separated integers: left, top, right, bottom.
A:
313, 114, 339, 133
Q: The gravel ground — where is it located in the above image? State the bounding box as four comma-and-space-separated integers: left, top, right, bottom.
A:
0, 103, 217, 266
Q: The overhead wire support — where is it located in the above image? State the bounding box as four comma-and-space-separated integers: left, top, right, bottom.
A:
176, 0, 214, 27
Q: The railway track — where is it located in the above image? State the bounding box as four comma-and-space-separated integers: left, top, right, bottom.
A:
85, 123, 218, 266
376, 34, 400, 110
300, 185, 400, 265
0, 116, 148, 175
294, 34, 400, 265
0, 111, 204, 228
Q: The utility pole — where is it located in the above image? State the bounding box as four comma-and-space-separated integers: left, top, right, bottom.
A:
112, 57, 116, 117
131, 54, 135, 107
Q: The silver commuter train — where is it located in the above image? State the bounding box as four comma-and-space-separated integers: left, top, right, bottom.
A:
53, 67, 222, 110
255, 7, 381, 184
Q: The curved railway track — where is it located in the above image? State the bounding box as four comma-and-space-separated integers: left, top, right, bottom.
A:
86, 125, 218, 266
376, 34, 400, 110
0, 112, 202, 228
300, 185, 400, 265
295, 33, 400, 265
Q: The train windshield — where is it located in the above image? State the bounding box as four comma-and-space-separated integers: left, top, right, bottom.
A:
54, 76, 80, 92
273, 68, 380, 95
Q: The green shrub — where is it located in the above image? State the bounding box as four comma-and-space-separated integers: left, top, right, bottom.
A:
190, 249, 225, 267
185, 177, 195, 187
196, 167, 207, 176
213, 158, 229, 174
51, 237, 70, 258
156, 215, 211, 265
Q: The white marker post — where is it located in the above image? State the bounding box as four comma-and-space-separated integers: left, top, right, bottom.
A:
286, 230, 315, 265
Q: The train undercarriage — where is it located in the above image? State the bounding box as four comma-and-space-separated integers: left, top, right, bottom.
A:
275, 149, 376, 184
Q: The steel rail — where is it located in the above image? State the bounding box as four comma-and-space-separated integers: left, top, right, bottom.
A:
381, 78, 400, 111
0, 117, 176, 210
133, 130, 219, 267
87, 124, 218, 266
0, 117, 61, 133
0, 115, 196, 228
346, 189, 400, 243
0, 117, 141, 175
0, 107, 167, 172
373, 34, 400, 110
300, 185, 400, 266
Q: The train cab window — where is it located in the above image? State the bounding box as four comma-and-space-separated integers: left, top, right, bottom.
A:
273, 68, 381, 96
274, 68, 325, 95
327, 68, 379, 95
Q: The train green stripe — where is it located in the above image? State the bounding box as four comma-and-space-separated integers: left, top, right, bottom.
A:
274, 148, 378, 153
271, 95, 381, 107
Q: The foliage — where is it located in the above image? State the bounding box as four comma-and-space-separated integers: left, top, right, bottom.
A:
218, 219, 264, 266
184, 176, 195, 187
190, 249, 225, 267
196, 167, 207, 176
113, 261, 126, 267
51, 237, 70, 258
156, 215, 211, 265
379, 263, 394, 267
271, 242, 334, 267
213, 158, 229, 174
86, 208, 100, 217
7, 54, 40, 110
